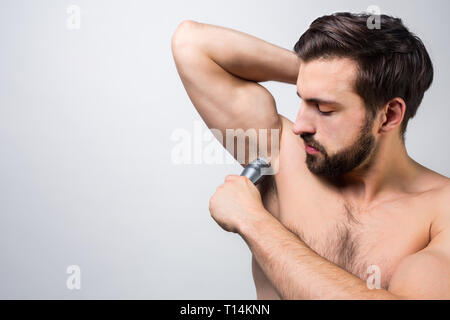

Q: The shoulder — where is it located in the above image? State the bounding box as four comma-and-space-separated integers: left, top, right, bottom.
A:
258, 114, 307, 220
431, 175, 450, 208
278, 114, 293, 134
429, 177, 450, 239
437, 179, 450, 214
277, 113, 307, 160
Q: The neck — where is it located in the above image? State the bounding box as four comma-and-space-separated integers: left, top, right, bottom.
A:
331, 134, 419, 208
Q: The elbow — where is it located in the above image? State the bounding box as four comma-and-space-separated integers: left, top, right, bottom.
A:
171, 20, 200, 55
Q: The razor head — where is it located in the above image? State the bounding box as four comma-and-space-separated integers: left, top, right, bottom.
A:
240, 157, 271, 185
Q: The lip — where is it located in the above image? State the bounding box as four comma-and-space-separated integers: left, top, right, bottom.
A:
305, 143, 320, 155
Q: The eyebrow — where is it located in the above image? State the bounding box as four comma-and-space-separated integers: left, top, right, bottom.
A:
297, 91, 343, 108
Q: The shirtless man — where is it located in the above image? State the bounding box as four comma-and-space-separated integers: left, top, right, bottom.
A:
171, 12, 450, 299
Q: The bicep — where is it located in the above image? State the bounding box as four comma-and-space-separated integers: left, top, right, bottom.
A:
172, 23, 280, 166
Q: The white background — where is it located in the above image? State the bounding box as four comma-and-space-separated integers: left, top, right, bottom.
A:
0, 0, 449, 298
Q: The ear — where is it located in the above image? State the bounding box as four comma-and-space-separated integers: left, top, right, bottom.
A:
378, 97, 406, 133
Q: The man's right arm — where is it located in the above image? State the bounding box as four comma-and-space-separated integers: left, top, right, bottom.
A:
171, 20, 300, 167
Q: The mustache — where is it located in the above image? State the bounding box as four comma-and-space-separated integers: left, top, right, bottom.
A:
301, 134, 324, 153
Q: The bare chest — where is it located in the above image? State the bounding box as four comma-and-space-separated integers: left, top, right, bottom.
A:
274, 181, 431, 289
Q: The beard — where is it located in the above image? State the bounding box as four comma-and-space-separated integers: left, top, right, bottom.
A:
301, 114, 376, 178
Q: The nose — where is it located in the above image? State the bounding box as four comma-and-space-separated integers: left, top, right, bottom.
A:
292, 103, 316, 136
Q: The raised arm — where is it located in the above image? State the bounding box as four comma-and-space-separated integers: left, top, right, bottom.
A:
171, 20, 300, 166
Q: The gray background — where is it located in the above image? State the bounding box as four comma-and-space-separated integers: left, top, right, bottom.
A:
0, 0, 448, 299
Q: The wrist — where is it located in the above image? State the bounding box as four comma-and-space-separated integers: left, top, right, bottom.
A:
236, 207, 274, 238
286, 52, 301, 85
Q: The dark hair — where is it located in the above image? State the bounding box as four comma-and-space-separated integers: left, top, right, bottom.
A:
293, 12, 433, 140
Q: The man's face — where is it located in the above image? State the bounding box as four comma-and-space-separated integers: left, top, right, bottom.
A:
293, 57, 377, 178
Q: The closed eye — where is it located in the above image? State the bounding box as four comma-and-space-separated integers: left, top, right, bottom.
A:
316, 103, 333, 115
297, 91, 334, 115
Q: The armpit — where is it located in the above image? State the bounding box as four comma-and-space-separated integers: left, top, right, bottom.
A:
257, 175, 280, 219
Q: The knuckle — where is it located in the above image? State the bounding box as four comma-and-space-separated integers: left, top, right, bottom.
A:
225, 174, 236, 181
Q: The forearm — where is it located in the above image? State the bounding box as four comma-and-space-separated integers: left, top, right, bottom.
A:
175, 20, 300, 84
238, 210, 400, 300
